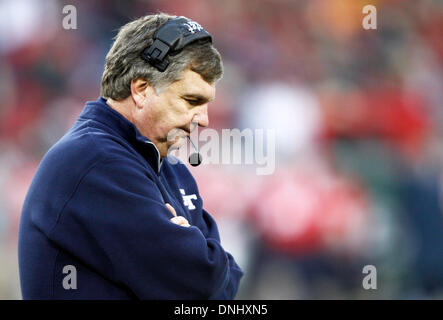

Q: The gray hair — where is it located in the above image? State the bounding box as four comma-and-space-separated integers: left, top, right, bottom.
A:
101, 13, 223, 100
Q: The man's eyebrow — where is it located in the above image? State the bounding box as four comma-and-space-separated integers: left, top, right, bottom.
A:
181, 94, 214, 102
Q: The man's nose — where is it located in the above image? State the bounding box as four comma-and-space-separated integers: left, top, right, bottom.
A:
192, 104, 209, 128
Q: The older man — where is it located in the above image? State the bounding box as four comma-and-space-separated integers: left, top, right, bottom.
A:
18, 13, 243, 299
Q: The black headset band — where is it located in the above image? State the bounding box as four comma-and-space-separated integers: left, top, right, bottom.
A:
141, 17, 212, 72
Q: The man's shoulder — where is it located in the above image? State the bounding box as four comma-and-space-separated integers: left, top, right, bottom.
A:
42, 120, 142, 177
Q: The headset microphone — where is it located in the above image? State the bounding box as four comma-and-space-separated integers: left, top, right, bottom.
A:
187, 136, 202, 167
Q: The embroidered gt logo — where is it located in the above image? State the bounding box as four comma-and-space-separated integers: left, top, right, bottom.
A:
183, 21, 203, 34
180, 189, 197, 210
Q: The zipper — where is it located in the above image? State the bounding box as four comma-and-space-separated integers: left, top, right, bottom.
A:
158, 174, 189, 221
144, 140, 162, 175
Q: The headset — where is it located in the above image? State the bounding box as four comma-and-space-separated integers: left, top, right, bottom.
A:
141, 17, 210, 166
141, 17, 212, 72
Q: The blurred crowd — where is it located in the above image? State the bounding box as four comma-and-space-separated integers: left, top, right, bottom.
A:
0, 0, 442, 299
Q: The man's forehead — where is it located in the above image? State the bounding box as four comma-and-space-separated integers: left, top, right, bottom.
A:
174, 70, 215, 100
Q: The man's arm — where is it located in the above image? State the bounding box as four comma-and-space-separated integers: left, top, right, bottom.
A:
47, 156, 237, 299
191, 207, 244, 299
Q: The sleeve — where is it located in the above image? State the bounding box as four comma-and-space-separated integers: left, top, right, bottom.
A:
48, 157, 236, 299
192, 208, 244, 300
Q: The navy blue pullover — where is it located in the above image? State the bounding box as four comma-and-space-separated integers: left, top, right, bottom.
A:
18, 97, 243, 299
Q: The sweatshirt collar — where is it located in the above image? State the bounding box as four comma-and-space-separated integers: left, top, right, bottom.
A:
79, 97, 162, 173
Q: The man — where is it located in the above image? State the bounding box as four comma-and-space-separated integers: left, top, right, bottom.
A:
18, 13, 243, 299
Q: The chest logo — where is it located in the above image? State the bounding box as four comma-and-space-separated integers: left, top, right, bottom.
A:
180, 189, 197, 210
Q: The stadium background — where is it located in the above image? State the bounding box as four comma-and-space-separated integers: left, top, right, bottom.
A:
0, 0, 442, 299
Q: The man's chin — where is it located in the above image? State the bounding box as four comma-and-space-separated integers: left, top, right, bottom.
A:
167, 128, 188, 148
166, 136, 187, 153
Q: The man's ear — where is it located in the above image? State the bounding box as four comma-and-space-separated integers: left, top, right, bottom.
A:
130, 78, 153, 108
